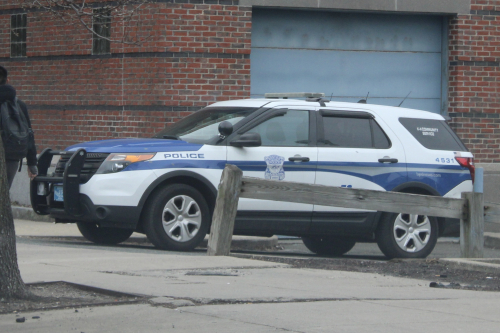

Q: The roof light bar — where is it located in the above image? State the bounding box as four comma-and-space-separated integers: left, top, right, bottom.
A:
264, 92, 325, 99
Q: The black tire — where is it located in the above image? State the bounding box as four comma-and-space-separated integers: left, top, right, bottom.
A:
376, 212, 438, 259
143, 184, 210, 251
77, 222, 134, 245
302, 236, 356, 256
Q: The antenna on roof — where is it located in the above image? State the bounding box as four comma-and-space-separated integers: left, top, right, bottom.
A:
398, 91, 412, 107
329, 93, 333, 101
358, 92, 369, 104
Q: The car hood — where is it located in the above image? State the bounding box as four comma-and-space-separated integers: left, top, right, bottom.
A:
66, 138, 203, 153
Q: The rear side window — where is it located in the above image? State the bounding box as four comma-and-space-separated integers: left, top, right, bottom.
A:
399, 118, 467, 151
319, 115, 391, 149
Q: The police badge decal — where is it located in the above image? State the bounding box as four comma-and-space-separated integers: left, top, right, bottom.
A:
264, 155, 285, 180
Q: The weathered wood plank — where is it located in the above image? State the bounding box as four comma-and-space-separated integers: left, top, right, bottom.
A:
239, 177, 466, 219
207, 164, 243, 256
460, 192, 484, 258
484, 201, 500, 224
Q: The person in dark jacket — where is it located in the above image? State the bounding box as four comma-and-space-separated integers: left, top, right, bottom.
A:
0, 65, 38, 189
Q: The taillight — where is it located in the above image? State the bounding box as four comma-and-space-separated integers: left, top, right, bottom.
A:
455, 157, 475, 183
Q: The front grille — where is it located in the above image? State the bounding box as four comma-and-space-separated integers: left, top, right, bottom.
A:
55, 152, 109, 183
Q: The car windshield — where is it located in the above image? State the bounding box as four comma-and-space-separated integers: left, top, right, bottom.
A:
154, 107, 258, 144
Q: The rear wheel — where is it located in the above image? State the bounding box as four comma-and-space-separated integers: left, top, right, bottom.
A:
143, 184, 210, 251
77, 222, 134, 245
302, 236, 356, 256
376, 212, 438, 259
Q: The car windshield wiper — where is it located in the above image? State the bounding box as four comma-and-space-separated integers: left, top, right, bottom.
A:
162, 135, 180, 140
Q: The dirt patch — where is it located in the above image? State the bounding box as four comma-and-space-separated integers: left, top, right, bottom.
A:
0, 281, 145, 315
235, 255, 500, 292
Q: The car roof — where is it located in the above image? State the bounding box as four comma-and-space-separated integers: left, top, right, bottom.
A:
209, 98, 445, 121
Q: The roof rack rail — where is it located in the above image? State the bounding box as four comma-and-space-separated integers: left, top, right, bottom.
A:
305, 97, 329, 107
264, 92, 325, 99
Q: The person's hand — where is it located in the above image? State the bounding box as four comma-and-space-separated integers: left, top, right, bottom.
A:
28, 165, 38, 181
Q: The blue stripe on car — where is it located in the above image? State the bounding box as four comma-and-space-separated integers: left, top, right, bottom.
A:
125, 159, 226, 171
125, 159, 471, 196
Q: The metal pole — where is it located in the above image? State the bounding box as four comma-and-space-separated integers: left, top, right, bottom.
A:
474, 167, 484, 193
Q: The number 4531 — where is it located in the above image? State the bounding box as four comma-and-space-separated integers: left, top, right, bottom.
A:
436, 158, 451, 163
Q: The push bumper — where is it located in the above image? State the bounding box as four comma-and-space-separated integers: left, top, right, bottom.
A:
30, 148, 140, 228
31, 148, 87, 217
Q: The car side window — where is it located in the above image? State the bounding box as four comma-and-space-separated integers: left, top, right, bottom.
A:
247, 110, 309, 147
372, 120, 391, 149
320, 116, 390, 149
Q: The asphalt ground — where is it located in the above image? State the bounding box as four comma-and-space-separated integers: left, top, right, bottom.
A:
12, 236, 488, 259
13, 219, 500, 260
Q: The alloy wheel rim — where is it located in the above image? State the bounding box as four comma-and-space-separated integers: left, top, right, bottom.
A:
162, 195, 202, 242
393, 213, 431, 253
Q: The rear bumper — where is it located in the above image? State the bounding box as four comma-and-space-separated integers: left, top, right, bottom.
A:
440, 180, 472, 237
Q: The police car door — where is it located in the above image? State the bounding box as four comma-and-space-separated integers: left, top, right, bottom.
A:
227, 107, 317, 233
312, 109, 407, 234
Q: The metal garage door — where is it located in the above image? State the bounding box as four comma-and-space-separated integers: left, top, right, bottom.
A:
251, 9, 447, 114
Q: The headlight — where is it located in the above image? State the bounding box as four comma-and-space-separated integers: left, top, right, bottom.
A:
96, 153, 156, 174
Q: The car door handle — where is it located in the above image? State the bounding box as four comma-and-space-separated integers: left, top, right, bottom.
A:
378, 158, 398, 163
289, 157, 310, 162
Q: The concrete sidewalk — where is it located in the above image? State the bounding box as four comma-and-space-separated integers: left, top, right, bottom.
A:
2, 219, 500, 332
12, 219, 279, 250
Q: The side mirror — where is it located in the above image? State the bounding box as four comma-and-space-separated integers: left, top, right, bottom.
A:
230, 132, 262, 147
218, 121, 233, 137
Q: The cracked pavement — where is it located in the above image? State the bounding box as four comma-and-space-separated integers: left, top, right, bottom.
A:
2, 221, 500, 332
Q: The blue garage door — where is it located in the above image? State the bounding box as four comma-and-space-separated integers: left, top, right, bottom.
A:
251, 9, 447, 114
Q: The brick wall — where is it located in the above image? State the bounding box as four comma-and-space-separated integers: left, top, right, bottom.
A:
0, 15, 10, 58
448, 0, 500, 163
0, 0, 251, 150
1, 1, 499, 162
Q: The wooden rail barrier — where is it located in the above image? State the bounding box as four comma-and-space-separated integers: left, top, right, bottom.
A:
485, 202, 500, 224
208, 165, 497, 258
207, 165, 243, 256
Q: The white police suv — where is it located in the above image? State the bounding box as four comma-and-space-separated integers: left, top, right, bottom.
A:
31, 94, 474, 259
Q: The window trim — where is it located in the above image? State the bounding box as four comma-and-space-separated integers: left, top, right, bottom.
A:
320, 109, 374, 119
10, 13, 27, 58
92, 9, 111, 55
231, 108, 315, 147
317, 111, 392, 149
236, 108, 289, 134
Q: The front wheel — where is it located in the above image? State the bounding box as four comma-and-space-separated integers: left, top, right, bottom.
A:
77, 222, 134, 245
143, 184, 210, 251
376, 212, 438, 259
302, 236, 356, 256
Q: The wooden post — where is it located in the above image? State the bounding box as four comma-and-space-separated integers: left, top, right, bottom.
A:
460, 192, 484, 258
207, 164, 243, 256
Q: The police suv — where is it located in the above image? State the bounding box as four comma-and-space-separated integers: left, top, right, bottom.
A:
31, 94, 474, 259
